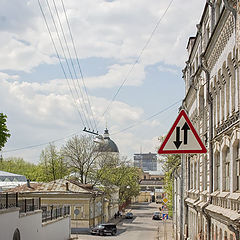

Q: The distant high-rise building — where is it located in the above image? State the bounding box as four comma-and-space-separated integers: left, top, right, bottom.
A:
133, 152, 157, 171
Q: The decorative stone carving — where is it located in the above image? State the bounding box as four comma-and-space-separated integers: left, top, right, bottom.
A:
216, 111, 240, 135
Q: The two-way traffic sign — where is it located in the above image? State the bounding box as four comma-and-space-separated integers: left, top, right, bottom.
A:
158, 110, 207, 154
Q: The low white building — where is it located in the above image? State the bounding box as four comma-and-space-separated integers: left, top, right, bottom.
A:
0, 193, 71, 240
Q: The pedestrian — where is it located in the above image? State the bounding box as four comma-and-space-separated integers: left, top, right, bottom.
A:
114, 213, 117, 219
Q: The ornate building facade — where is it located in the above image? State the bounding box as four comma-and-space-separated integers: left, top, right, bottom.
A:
173, 1, 240, 239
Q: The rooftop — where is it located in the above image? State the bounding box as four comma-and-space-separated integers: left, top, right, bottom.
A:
0, 171, 27, 182
7, 179, 94, 194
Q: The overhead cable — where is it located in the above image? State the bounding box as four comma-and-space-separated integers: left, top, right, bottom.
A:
51, 0, 96, 131
60, 0, 98, 131
111, 99, 181, 135
38, 0, 86, 127
2, 100, 181, 153
99, 0, 175, 123
43, 0, 93, 129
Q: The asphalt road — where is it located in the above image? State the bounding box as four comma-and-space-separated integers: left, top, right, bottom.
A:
74, 202, 173, 240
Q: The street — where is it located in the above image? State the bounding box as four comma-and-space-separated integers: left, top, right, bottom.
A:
73, 202, 173, 240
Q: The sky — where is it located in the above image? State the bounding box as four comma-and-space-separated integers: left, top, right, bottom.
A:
0, 0, 205, 164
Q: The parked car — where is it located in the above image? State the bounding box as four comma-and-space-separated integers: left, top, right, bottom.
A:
152, 211, 162, 220
125, 212, 133, 219
91, 223, 117, 236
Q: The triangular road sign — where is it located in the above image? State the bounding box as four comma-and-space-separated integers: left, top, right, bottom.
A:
158, 110, 207, 154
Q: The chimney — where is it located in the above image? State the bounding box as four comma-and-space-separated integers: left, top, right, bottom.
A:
66, 182, 69, 191
27, 179, 31, 188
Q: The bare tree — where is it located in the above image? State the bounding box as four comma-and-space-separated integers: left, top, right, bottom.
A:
62, 135, 104, 184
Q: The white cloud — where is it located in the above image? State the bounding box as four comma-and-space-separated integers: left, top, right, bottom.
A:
0, 0, 205, 163
0, 72, 19, 80
1, 78, 147, 161
0, 0, 203, 72
158, 65, 178, 75
85, 63, 145, 88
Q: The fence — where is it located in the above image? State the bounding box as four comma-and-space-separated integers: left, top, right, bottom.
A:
0, 193, 41, 213
42, 206, 70, 222
0, 193, 18, 209
19, 197, 41, 213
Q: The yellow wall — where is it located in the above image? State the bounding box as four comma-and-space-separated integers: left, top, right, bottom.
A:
136, 192, 151, 203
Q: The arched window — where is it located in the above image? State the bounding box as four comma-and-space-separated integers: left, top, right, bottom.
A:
13, 228, 20, 240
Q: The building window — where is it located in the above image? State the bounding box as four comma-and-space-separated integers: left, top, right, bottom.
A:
236, 142, 240, 191
215, 152, 220, 190
194, 162, 197, 189
204, 156, 208, 190
190, 163, 193, 189
225, 148, 230, 191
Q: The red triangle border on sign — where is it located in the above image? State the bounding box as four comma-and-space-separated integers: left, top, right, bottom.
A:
158, 110, 207, 154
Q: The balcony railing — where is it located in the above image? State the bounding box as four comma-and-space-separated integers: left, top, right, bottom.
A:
42, 206, 70, 223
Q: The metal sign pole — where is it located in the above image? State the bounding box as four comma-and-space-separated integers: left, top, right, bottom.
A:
180, 154, 185, 240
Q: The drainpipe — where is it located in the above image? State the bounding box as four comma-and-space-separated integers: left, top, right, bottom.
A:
200, 53, 213, 240
223, 0, 237, 20
172, 169, 176, 239
174, 170, 181, 240
200, 54, 213, 196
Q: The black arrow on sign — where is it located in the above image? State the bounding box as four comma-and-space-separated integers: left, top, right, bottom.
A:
181, 122, 190, 144
174, 127, 182, 149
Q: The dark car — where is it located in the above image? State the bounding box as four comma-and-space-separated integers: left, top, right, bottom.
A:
91, 223, 117, 236
152, 211, 162, 220
125, 212, 133, 219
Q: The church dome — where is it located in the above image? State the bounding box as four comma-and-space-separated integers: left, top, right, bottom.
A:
97, 128, 119, 153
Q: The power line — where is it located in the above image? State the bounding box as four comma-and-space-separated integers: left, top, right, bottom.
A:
111, 99, 181, 135
38, 0, 86, 127
43, 0, 93, 129
99, 0, 175, 123
60, 0, 98, 131
2, 100, 181, 153
2, 131, 81, 153
51, 0, 96, 131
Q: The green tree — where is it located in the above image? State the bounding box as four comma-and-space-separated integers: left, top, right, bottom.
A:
0, 157, 41, 181
160, 154, 181, 217
39, 143, 68, 182
97, 160, 140, 204
0, 113, 11, 151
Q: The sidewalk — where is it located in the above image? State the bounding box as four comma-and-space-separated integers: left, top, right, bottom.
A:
156, 219, 174, 240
